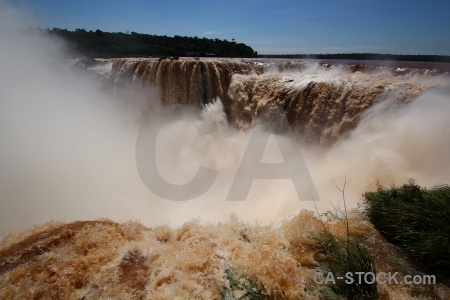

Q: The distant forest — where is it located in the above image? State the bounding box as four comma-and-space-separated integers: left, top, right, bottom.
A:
260, 53, 450, 63
47, 28, 258, 58
45, 28, 449, 62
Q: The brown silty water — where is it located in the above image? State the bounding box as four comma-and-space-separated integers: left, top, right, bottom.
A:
110, 58, 442, 145
1, 57, 450, 299
2, 212, 450, 299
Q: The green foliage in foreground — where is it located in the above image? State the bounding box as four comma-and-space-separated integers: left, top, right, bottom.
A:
317, 233, 378, 300
363, 181, 450, 275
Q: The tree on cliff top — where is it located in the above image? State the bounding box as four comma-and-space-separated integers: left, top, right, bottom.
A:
48, 28, 258, 58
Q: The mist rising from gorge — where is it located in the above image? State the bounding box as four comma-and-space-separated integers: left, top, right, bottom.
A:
1, 2, 450, 236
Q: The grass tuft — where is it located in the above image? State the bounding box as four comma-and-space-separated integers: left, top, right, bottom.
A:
313, 175, 378, 299
323, 236, 378, 299
314, 232, 377, 299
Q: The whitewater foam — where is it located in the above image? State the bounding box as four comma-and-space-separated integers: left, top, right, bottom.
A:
1, 1, 449, 237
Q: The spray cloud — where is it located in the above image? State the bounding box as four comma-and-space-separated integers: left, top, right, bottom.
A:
1, 2, 450, 236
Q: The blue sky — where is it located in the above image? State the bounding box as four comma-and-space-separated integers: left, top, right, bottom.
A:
8, 0, 450, 55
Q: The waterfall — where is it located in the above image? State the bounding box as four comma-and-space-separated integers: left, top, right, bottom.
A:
111, 58, 437, 144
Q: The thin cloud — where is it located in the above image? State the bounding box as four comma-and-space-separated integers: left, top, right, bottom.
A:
203, 31, 217, 35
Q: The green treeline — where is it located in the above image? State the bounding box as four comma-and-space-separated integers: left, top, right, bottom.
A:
260, 53, 450, 63
47, 28, 257, 58
41, 28, 450, 62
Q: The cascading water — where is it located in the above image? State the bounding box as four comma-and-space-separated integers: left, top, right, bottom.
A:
1, 2, 450, 297
111, 58, 262, 118
111, 58, 441, 144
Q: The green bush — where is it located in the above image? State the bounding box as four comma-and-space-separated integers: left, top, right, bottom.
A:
363, 180, 450, 274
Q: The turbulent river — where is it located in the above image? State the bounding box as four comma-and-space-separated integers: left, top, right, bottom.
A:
1, 5, 450, 297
